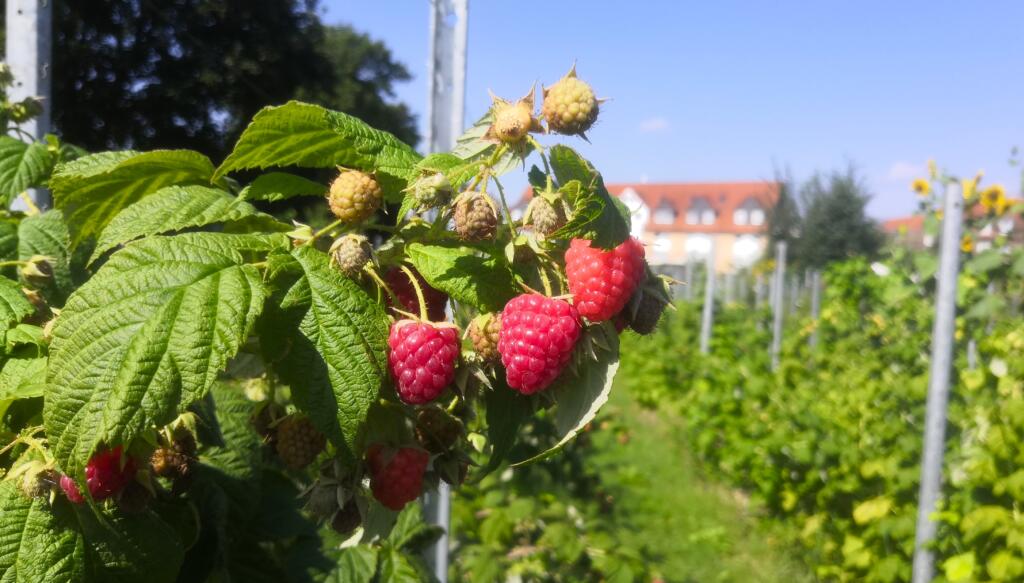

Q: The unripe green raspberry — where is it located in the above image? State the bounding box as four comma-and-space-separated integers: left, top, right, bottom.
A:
329, 234, 372, 277
487, 87, 541, 144
628, 291, 669, 335
453, 191, 498, 242
275, 415, 326, 470
542, 66, 600, 136
411, 172, 453, 210
327, 170, 382, 224
468, 313, 501, 363
525, 196, 566, 236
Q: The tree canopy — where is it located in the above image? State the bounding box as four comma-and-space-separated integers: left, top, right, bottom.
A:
1, 1, 418, 160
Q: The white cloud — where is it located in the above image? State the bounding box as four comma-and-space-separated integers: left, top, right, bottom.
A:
886, 161, 925, 182
638, 117, 669, 133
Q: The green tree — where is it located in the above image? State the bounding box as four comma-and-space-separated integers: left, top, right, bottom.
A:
2, 1, 417, 160
766, 169, 801, 254
795, 167, 883, 268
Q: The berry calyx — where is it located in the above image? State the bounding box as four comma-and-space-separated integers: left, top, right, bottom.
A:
327, 170, 382, 224
388, 319, 460, 405
384, 266, 449, 322
330, 234, 373, 277
151, 429, 197, 481
468, 313, 502, 363
487, 87, 541, 144
565, 237, 646, 322
542, 65, 601, 137
453, 191, 498, 242
59, 446, 138, 503
498, 294, 582, 394
275, 415, 327, 470
367, 445, 430, 511
524, 194, 567, 236
409, 172, 453, 210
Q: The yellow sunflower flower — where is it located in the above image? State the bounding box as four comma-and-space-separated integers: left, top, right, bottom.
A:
911, 178, 931, 196
960, 234, 974, 253
980, 184, 1007, 214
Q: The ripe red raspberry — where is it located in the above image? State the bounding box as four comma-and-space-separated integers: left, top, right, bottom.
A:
498, 294, 582, 394
59, 446, 137, 503
383, 267, 448, 322
565, 237, 646, 322
367, 445, 430, 511
388, 320, 460, 404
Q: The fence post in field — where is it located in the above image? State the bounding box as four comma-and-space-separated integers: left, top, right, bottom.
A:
684, 260, 695, 301
699, 245, 716, 355
809, 270, 822, 350
724, 271, 735, 305
6, 0, 53, 210
770, 241, 787, 371
423, 1, 468, 579
912, 182, 964, 583
755, 273, 766, 309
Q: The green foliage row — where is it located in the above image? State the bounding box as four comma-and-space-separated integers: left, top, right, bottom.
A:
622, 243, 1024, 582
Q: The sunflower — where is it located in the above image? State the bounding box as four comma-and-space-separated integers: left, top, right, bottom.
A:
980, 184, 1007, 214
911, 178, 931, 196
960, 234, 974, 253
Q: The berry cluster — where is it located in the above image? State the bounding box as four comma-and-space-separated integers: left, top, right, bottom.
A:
60, 447, 137, 504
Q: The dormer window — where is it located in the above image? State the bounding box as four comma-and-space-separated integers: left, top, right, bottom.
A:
687, 197, 714, 225
653, 200, 677, 225
734, 198, 764, 227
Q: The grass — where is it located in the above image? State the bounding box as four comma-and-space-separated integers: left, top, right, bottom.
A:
588, 386, 812, 583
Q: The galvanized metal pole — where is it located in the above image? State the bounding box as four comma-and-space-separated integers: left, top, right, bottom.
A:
6, 0, 53, 210
912, 183, 963, 583
755, 273, 765, 309
770, 242, 786, 371
684, 260, 695, 301
423, 1, 468, 580
809, 270, 822, 350
699, 245, 716, 354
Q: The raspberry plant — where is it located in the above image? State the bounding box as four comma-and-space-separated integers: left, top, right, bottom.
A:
0, 67, 666, 581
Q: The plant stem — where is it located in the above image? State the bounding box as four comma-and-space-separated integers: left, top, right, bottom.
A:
491, 176, 516, 229
538, 266, 553, 297
0, 260, 28, 268
302, 218, 345, 247
365, 265, 400, 307
399, 264, 429, 321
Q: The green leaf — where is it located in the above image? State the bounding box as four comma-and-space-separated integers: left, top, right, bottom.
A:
987, 551, 1024, 581
966, 294, 1007, 321
0, 356, 48, 400
239, 171, 327, 202
0, 481, 86, 583
273, 246, 388, 458
327, 546, 379, 583
91, 185, 287, 263
378, 547, 422, 583
479, 375, 532, 478
0, 277, 33, 330
943, 552, 976, 582
965, 249, 1004, 275
416, 152, 483, 189
548, 145, 630, 248
449, 112, 533, 177
852, 496, 893, 525
18, 210, 77, 307
406, 242, 516, 312
50, 150, 215, 246
513, 329, 620, 466
43, 233, 277, 477
214, 101, 421, 201
0, 137, 55, 206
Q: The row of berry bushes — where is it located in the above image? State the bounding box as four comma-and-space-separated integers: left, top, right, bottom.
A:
621, 246, 1024, 582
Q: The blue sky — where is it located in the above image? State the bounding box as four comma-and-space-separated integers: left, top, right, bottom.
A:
323, 0, 1023, 220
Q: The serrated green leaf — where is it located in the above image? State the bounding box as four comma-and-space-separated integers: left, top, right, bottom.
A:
479, 375, 532, 478
327, 546, 378, 583
406, 242, 516, 312
91, 185, 287, 263
548, 145, 630, 248
214, 101, 420, 202
50, 150, 215, 246
239, 171, 327, 202
416, 152, 483, 189
512, 330, 620, 467
0, 217, 18, 265
0, 356, 47, 400
273, 246, 388, 458
450, 112, 533, 177
965, 249, 1004, 274
852, 496, 893, 525
0, 481, 86, 583
0, 137, 55, 207
943, 552, 976, 582
44, 233, 277, 477
0, 277, 33, 330
18, 210, 76, 307
378, 547, 423, 583
196, 383, 264, 522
